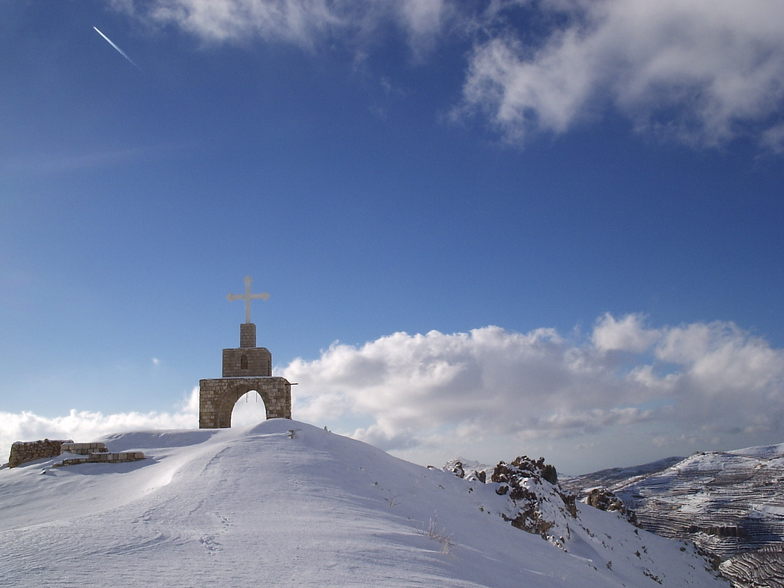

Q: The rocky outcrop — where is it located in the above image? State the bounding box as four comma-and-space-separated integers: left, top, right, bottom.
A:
491, 456, 576, 548
443, 458, 488, 483
584, 487, 638, 525
444, 459, 466, 479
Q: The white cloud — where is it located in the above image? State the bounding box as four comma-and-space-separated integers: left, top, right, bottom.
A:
144, 0, 345, 48
283, 326, 617, 446
283, 316, 784, 455
115, 1, 784, 151
459, 0, 784, 149
120, 0, 455, 55
151, 357, 161, 366
592, 313, 659, 353
0, 390, 199, 466
3, 147, 146, 175
761, 123, 784, 154
4, 315, 783, 471
654, 322, 784, 434
395, 0, 451, 58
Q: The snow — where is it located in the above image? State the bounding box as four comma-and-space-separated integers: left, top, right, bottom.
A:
728, 442, 784, 459
0, 420, 726, 587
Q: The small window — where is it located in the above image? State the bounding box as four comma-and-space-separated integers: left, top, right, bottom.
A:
241, 355, 248, 369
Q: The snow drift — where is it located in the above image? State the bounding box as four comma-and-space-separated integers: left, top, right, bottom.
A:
0, 420, 725, 587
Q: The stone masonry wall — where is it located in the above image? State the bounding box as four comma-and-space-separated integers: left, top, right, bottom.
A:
8, 439, 72, 468
222, 347, 271, 377
8, 440, 145, 468
240, 323, 256, 348
61, 442, 108, 455
58, 452, 145, 466
199, 376, 291, 428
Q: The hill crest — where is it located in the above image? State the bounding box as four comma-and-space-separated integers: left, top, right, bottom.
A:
0, 420, 725, 587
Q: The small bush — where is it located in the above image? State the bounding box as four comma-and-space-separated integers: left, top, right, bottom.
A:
422, 516, 454, 555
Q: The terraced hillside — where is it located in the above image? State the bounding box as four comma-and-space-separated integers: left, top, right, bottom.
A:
569, 443, 784, 561
720, 544, 784, 588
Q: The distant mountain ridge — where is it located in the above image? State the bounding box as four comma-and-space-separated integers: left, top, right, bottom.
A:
563, 456, 685, 492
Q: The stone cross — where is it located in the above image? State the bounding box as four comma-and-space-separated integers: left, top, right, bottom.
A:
227, 275, 270, 324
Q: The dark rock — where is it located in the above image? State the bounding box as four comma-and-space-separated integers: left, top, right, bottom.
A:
585, 487, 638, 525
491, 456, 577, 544
445, 460, 465, 479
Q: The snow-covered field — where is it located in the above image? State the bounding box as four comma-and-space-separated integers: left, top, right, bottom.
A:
0, 420, 726, 587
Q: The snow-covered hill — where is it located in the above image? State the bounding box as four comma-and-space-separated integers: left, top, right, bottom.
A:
0, 420, 725, 587
563, 456, 685, 493
594, 445, 784, 560
567, 444, 784, 587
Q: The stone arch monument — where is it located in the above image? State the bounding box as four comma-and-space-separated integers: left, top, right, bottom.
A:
199, 276, 292, 428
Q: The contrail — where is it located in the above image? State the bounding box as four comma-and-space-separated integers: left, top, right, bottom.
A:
93, 26, 140, 70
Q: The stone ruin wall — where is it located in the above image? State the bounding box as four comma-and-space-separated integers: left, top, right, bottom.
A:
8, 439, 72, 468
59, 451, 145, 466
6, 440, 145, 468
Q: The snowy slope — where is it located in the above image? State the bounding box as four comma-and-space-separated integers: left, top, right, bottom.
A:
0, 420, 725, 587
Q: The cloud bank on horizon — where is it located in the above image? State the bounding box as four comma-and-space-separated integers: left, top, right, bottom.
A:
3, 313, 782, 471
287, 314, 784, 452
114, 0, 784, 152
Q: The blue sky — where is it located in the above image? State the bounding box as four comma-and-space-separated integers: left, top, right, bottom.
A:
2, 0, 784, 473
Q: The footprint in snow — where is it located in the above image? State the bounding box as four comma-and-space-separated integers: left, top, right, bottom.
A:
200, 534, 222, 553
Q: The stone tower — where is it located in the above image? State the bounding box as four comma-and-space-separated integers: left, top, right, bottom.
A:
199, 277, 292, 428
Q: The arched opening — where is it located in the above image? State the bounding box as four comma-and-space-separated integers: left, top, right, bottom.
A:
240, 354, 248, 370
200, 377, 291, 428
230, 389, 267, 426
